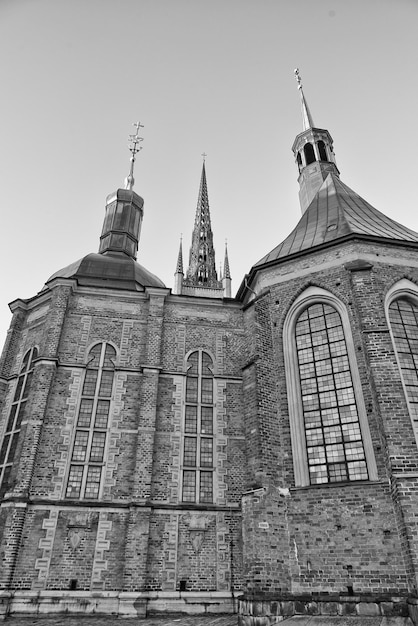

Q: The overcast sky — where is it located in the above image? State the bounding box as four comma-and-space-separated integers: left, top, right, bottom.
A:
1, 0, 418, 349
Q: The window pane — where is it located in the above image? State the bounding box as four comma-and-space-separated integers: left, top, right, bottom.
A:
200, 471, 213, 503
95, 400, 110, 428
7, 433, 19, 463
0, 466, 12, 497
184, 437, 197, 466
185, 406, 197, 433
84, 466, 101, 499
103, 345, 116, 368
6, 405, 18, 432
0, 435, 10, 464
201, 378, 213, 403
187, 352, 199, 375
182, 470, 196, 502
200, 438, 213, 467
201, 407, 213, 434
66, 466, 83, 498
89, 432, 106, 462
82, 370, 98, 395
78, 399, 94, 427
15, 403, 26, 429
99, 371, 114, 397
186, 377, 198, 403
72, 431, 89, 462
13, 377, 24, 402
202, 352, 213, 376
87, 344, 102, 368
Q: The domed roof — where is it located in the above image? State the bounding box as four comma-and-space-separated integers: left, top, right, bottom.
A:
45, 252, 165, 291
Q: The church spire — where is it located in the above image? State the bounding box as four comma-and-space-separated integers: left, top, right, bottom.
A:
183, 160, 222, 291
294, 68, 314, 131
292, 69, 340, 214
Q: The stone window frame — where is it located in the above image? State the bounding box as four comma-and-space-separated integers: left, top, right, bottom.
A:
283, 286, 377, 487
181, 348, 217, 504
385, 278, 418, 448
65, 341, 118, 500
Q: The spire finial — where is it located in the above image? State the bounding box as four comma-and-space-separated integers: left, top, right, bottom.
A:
124, 121, 144, 190
294, 67, 302, 90
294, 68, 315, 131
201, 152, 207, 162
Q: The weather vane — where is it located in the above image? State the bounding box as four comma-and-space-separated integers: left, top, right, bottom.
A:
124, 121, 144, 190
201, 152, 207, 162
294, 68, 302, 90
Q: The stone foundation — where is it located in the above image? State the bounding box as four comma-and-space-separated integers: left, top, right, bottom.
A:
238, 593, 414, 625
0, 590, 237, 620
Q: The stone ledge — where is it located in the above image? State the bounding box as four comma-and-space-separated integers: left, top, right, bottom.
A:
238, 594, 411, 625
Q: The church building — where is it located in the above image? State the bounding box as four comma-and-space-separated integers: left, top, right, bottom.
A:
1, 73, 418, 623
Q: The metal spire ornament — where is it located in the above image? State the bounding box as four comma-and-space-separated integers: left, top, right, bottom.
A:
124, 121, 144, 190
294, 68, 315, 131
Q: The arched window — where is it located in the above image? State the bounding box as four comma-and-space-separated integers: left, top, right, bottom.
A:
0, 347, 38, 497
65, 343, 116, 499
284, 287, 377, 487
304, 142, 316, 165
182, 351, 214, 503
297, 152, 303, 173
388, 297, 418, 429
317, 140, 328, 161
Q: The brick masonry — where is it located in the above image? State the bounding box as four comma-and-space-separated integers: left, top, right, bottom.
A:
1, 237, 418, 623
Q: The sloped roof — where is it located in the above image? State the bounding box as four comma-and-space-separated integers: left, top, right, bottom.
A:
256, 173, 418, 267
45, 252, 165, 291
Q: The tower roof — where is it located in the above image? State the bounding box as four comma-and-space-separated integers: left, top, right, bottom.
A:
255, 173, 418, 267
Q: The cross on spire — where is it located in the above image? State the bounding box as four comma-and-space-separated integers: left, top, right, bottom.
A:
124, 121, 144, 190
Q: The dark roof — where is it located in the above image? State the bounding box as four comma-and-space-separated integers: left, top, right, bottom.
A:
256, 173, 418, 267
45, 252, 165, 291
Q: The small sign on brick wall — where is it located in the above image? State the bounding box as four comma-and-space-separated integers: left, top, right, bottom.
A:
258, 522, 269, 529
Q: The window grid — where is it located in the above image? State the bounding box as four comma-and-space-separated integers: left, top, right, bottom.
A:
65, 343, 115, 500
182, 351, 215, 503
0, 347, 38, 497
296, 304, 368, 485
389, 298, 418, 428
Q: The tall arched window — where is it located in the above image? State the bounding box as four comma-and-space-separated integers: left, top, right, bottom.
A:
295, 303, 368, 484
65, 343, 116, 499
284, 287, 377, 487
0, 347, 38, 497
304, 142, 316, 165
182, 351, 214, 503
388, 297, 418, 427
317, 140, 328, 161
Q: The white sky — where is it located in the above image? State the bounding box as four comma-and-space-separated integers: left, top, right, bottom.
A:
1, 0, 418, 349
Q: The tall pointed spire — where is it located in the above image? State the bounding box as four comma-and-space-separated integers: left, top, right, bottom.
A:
222, 241, 231, 298
184, 160, 221, 291
294, 68, 315, 131
291, 70, 340, 214
176, 237, 184, 274
173, 236, 184, 295
223, 242, 231, 279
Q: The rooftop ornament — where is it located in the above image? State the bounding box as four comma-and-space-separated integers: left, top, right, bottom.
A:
124, 121, 144, 191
